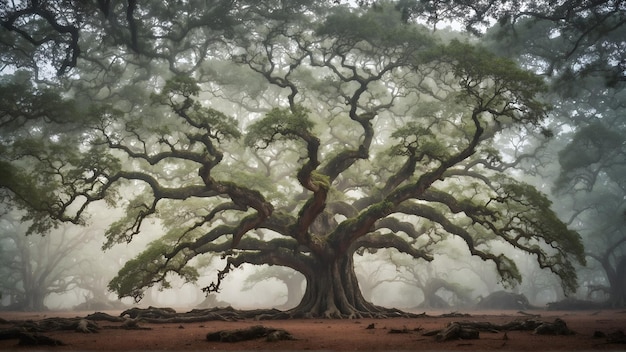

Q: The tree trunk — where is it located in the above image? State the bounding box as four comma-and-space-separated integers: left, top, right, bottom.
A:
278, 274, 304, 310
607, 256, 626, 307
23, 289, 47, 311
288, 254, 397, 318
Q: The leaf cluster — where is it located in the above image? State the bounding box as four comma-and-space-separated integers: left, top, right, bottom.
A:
245, 105, 315, 149
108, 238, 199, 302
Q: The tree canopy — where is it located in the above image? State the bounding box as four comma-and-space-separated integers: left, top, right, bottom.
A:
0, 1, 586, 317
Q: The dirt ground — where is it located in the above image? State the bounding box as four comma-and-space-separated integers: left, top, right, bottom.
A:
1, 308, 625, 351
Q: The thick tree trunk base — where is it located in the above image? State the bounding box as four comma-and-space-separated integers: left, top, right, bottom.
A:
284, 303, 419, 319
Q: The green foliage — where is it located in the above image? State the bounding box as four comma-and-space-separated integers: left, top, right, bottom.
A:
0, 72, 84, 129
103, 194, 154, 249
441, 40, 548, 124
108, 238, 199, 302
153, 76, 241, 140
390, 122, 450, 160
317, 3, 428, 47
160, 75, 201, 98
192, 104, 242, 140
245, 105, 315, 149
490, 176, 585, 293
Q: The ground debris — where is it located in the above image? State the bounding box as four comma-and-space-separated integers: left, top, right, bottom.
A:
427, 318, 575, 342
122, 318, 152, 330
75, 318, 99, 333
517, 310, 541, 318
17, 332, 65, 346
436, 322, 479, 341
0, 327, 65, 346
605, 330, 626, 344
533, 318, 575, 335
86, 311, 125, 322
206, 325, 294, 342
439, 312, 471, 318
388, 326, 410, 334
547, 298, 603, 310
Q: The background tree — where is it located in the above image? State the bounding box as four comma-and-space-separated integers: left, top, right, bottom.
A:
555, 119, 626, 306
0, 211, 91, 311
355, 248, 474, 309
241, 266, 305, 310
1, 2, 584, 318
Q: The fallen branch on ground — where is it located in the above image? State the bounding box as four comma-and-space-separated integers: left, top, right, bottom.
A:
206, 325, 294, 342
426, 318, 576, 342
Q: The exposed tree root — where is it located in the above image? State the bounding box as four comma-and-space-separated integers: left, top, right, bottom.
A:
116, 304, 423, 322
0, 317, 100, 334
0, 316, 99, 346
120, 306, 289, 322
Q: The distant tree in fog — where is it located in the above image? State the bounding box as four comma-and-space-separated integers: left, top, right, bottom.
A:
0, 212, 90, 311
241, 266, 305, 310
555, 120, 626, 306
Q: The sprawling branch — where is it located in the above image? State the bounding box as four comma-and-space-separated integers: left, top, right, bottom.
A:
203, 246, 315, 293
353, 232, 433, 262
396, 201, 521, 285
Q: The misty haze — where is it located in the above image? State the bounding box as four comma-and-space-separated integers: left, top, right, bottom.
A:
0, 0, 625, 350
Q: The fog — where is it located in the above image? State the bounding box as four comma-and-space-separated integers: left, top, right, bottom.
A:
0, 220, 606, 313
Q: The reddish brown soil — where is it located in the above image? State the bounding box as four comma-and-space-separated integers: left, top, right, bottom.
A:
1, 309, 625, 350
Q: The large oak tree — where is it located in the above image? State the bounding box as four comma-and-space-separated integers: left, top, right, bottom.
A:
0, 2, 584, 317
